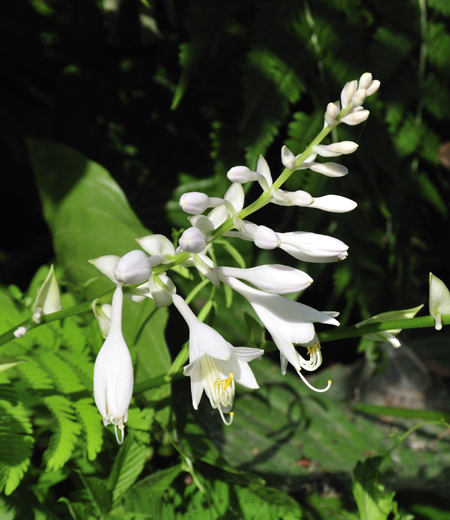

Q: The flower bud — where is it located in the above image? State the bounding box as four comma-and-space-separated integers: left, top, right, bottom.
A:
179, 227, 207, 253
313, 141, 358, 157
341, 109, 370, 126
180, 192, 223, 214
32, 265, 61, 323
341, 80, 358, 108
358, 72, 373, 90
350, 88, 367, 107
284, 190, 314, 206
309, 162, 348, 177
227, 166, 261, 183
251, 225, 281, 250
281, 146, 296, 169
366, 80, 380, 96
429, 273, 450, 330
310, 195, 357, 213
114, 250, 152, 284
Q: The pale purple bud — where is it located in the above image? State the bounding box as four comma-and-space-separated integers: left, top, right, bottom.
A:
114, 250, 152, 284
179, 227, 207, 253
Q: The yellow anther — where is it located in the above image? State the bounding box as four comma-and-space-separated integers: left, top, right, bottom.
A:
307, 342, 320, 357
214, 372, 234, 394
230, 412, 234, 417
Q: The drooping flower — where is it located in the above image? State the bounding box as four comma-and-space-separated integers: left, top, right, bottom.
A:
93, 283, 133, 444
429, 273, 450, 330
172, 293, 263, 424
219, 275, 338, 390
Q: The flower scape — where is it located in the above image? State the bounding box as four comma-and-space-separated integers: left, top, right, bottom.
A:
88, 73, 380, 441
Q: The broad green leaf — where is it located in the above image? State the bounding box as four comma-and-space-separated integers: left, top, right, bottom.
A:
27, 138, 171, 424
352, 457, 395, 520
108, 435, 147, 506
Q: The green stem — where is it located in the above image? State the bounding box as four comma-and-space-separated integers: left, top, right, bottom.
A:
318, 314, 449, 342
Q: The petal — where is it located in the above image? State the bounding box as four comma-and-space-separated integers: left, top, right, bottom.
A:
256, 155, 273, 187
136, 234, 176, 260
89, 255, 120, 283
309, 195, 357, 213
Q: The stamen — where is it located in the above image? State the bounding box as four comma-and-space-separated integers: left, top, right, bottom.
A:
297, 370, 332, 393
307, 342, 320, 356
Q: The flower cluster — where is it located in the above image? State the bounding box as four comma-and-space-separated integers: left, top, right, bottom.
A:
88, 73, 379, 440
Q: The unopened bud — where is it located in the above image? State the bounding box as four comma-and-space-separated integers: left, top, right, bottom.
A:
180, 192, 223, 215
313, 141, 358, 157
309, 162, 348, 177
341, 80, 358, 108
179, 227, 207, 253
227, 166, 261, 183
284, 190, 314, 206
114, 250, 152, 284
358, 72, 372, 90
350, 88, 367, 107
341, 109, 370, 126
366, 80, 380, 97
252, 225, 281, 250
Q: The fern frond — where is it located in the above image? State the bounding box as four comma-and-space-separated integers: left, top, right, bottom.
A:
42, 395, 81, 471
0, 399, 34, 495
35, 352, 85, 394
73, 397, 103, 461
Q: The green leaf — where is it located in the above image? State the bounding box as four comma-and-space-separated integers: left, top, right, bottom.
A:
79, 473, 113, 516
26, 138, 148, 300
0, 357, 24, 374
352, 456, 395, 520
108, 435, 148, 506
27, 138, 172, 424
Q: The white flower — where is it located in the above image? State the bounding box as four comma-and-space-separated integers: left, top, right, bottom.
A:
136, 234, 176, 263
32, 264, 61, 323
172, 293, 263, 424
313, 141, 358, 157
215, 265, 313, 294
356, 305, 424, 347
429, 273, 450, 330
278, 231, 349, 263
220, 276, 338, 388
93, 284, 133, 444
114, 250, 152, 284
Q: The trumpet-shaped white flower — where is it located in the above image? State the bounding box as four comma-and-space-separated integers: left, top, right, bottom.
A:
32, 264, 61, 323
220, 276, 338, 385
429, 273, 450, 330
356, 305, 424, 348
172, 293, 263, 424
215, 265, 313, 294
93, 284, 133, 444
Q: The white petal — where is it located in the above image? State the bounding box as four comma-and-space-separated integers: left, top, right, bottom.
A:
227, 166, 261, 183
33, 264, 61, 318
136, 234, 176, 261
256, 155, 273, 187
341, 80, 358, 108
341, 110, 370, 125
358, 73, 372, 90
429, 273, 450, 331
179, 227, 207, 253
278, 231, 348, 263
114, 250, 152, 284
89, 255, 120, 283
